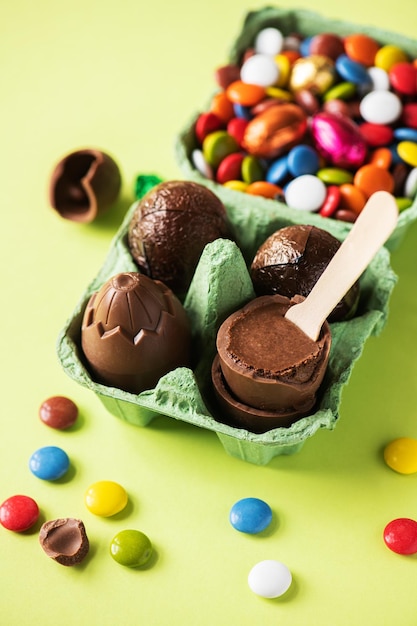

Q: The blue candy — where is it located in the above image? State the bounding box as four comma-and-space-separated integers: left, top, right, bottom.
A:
335, 54, 371, 86
229, 497, 273, 534
29, 446, 70, 481
299, 36, 312, 57
266, 155, 289, 185
394, 127, 417, 143
233, 103, 252, 120
287, 144, 320, 177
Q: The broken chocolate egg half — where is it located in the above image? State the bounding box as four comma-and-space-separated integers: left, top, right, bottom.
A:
128, 180, 232, 297
81, 272, 192, 394
250, 225, 359, 322
49, 148, 121, 222
213, 294, 331, 432
39, 518, 89, 566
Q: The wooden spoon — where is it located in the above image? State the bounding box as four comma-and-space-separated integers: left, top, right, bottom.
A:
285, 191, 398, 341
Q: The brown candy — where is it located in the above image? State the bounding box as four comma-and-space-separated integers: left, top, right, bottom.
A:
39, 518, 89, 566
81, 272, 192, 394
49, 149, 121, 223
309, 33, 345, 61
128, 180, 231, 295
242, 103, 307, 159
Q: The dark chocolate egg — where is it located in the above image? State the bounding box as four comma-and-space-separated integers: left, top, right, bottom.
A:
250, 225, 359, 322
81, 272, 192, 394
128, 180, 231, 296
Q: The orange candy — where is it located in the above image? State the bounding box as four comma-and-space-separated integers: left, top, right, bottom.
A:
338, 183, 366, 215
246, 181, 283, 198
369, 147, 392, 170
226, 81, 266, 107
210, 92, 235, 123
344, 33, 380, 67
353, 164, 394, 197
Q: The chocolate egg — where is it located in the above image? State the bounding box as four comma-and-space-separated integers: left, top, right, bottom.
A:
250, 225, 359, 322
81, 272, 192, 394
289, 55, 336, 94
242, 103, 307, 159
49, 149, 121, 222
128, 180, 231, 296
311, 111, 367, 169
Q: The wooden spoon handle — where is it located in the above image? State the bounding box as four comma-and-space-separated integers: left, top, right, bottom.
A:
285, 191, 398, 341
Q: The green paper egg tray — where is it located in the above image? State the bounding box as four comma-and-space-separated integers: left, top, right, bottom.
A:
57, 174, 397, 465
175, 6, 417, 252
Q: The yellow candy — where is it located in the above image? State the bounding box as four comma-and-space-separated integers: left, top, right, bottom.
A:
397, 141, 417, 167
85, 480, 128, 517
374, 45, 408, 72
274, 54, 291, 87
384, 437, 417, 474
265, 86, 293, 101
223, 180, 248, 192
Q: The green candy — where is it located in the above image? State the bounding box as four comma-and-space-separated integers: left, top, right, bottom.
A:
396, 197, 413, 212
323, 81, 356, 102
110, 530, 153, 568
317, 167, 354, 185
202, 131, 239, 168
242, 155, 264, 183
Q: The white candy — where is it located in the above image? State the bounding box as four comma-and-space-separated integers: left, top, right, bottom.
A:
254, 27, 284, 56
285, 174, 327, 211
240, 54, 279, 87
367, 66, 390, 91
191, 149, 213, 180
404, 167, 417, 198
248, 560, 292, 599
359, 90, 402, 125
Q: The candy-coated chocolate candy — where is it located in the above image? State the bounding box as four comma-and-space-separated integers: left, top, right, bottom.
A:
359, 90, 402, 125
383, 518, 417, 555
311, 112, 367, 168
323, 81, 356, 102
335, 54, 371, 86
359, 122, 394, 147
285, 174, 327, 211
195, 112, 224, 144
191, 149, 214, 179
369, 147, 392, 170
389, 62, 417, 96
392, 162, 409, 195
367, 66, 390, 90
39, 395, 78, 430
241, 155, 264, 183
224, 180, 248, 192
322, 98, 351, 118
274, 54, 291, 87
294, 88, 320, 115
396, 197, 413, 211
394, 127, 417, 143
214, 63, 240, 90
344, 33, 380, 67
85, 480, 128, 517
290, 55, 335, 94
202, 130, 239, 168
334, 208, 357, 223
397, 141, 417, 167
248, 560, 292, 598
317, 167, 353, 185
384, 437, 417, 474
243, 103, 307, 159
287, 144, 319, 177
227, 117, 249, 146
299, 36, 312, 57
402, 103, 417, 129
246, 181, 283, 199
29, 446, 70, 481
110, 529, 153, 567
229, 497, 273, 534
353, 164, 394, 197
210, 92, 234, 123
405, 168, 417, 197
216, 152, 244, 184
264, 86, 293, 101
0, 495, 39, 532
319, 185, 341, 217
266, 155, 289, 185
255, 27, 284, 56
233, 103, 252, 120
338, 183, 366, 215
309, 33, 344, 61
375, 45, 409, 72
226, 81, 266, 107
240, 53, 279, 87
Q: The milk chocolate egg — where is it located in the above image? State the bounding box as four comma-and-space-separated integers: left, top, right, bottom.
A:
81, 272, 192, 394
311, 111, 367, 169
250, 225, 359, 322
242, 103, 307, 159
128, 181, 231, 296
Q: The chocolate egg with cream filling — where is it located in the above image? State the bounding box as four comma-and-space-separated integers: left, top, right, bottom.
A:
128, 180, 231, 296
81, 272, 192, 394
250, 225, 359, 322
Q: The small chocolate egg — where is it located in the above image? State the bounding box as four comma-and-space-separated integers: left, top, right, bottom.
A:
242, 103, 307, 159
81, 272, 192, 394
128, 180, 231, 296
250, 225, 359, 322
311, 111, 367, 169
289, 55, 336, 94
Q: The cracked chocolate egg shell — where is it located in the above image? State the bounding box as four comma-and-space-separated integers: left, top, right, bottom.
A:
128, 180, 232, 296
39, 518, 89, 566
81, 272, 192, 394
250, 225, 359, 322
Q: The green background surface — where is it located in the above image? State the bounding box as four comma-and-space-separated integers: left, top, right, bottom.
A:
1, 1, 417, 625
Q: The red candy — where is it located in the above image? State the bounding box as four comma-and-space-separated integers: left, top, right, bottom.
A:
389, 62, 417, 96
319, 185, 340, 217
0, 495, 40, 532
383, 518, 417, 555
359, 122, 394, 147
227, 117, 249, 146
216, 152, 244, 184
195, 112, 224, 144
402, 102, 417, 129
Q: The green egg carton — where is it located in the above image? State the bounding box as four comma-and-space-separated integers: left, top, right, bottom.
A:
57, 175, 397, 465
175, 6, 417, 253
